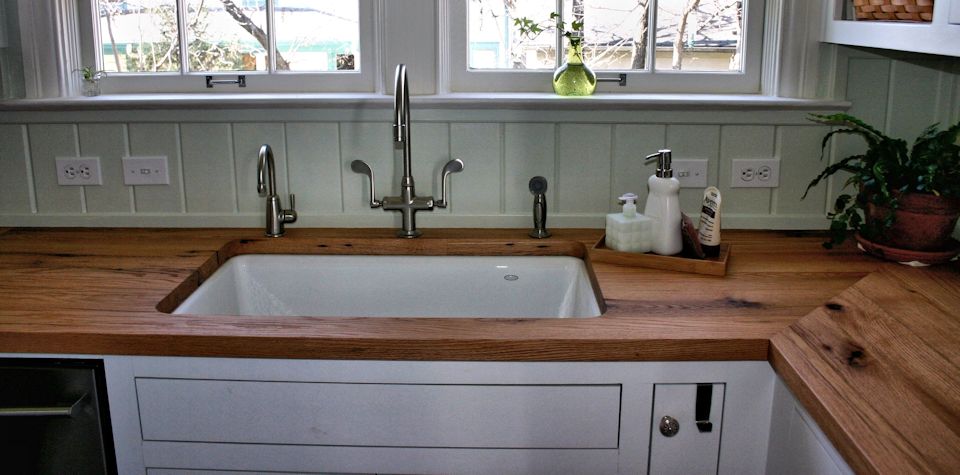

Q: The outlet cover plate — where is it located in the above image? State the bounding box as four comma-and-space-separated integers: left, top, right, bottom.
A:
731, 158, 780, 188
56, 157, 102, 186
122, 156, 170, 185
673, 159, 708, 188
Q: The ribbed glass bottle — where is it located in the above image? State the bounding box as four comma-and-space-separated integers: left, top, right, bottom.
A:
552, 40, 597, 96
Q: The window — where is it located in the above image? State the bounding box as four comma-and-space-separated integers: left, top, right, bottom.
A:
15, 0, 787, 99
80, 0, 377, 93
447, 0, 765, 93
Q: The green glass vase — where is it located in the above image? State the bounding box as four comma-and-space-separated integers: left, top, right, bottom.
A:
552, 40, 596, 96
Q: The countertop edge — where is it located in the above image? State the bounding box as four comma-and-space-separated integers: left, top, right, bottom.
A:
768, 266, 960, 475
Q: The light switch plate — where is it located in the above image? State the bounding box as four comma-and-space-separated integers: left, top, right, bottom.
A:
56, 157, 102, 186
731, 158, 780, 188
673, 159, 708, 188
122, 156, 170, 185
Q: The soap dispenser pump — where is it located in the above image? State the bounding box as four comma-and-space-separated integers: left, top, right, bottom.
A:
644, 149, 682, 255
605, 193, 653, 253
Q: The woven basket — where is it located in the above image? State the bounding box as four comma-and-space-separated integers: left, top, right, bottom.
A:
853, 0, 934, 21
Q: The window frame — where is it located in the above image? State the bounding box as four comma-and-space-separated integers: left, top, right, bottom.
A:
444, 0, 767, 94
76, 0, 379, 94
11, 0, 821, 101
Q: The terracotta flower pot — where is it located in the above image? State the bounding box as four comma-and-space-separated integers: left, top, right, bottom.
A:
867, 193, 960, 251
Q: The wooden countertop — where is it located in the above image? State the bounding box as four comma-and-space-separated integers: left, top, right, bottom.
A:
770, 264, 960, 474
0, 227, 957, 473
0, 227, 876, 361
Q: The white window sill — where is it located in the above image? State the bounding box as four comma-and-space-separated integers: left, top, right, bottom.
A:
0, 92, 851, 111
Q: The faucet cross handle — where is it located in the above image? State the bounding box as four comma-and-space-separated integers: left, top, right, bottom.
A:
434, 159, 464, 209
350, 160, 383, 208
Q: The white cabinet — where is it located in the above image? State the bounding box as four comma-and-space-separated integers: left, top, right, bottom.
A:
136, 379, 621, 449
766, 376, 854, 475
649, 383, 725, 474
1, 353, 852, 474
102, 357, 777, 474
821, 0, 960, 56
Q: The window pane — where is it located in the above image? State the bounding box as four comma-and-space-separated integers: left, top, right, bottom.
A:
274, 1, 360, 71
468, 0, 557, 70
655, 0, 744, 72
568, 0, 650, 71
97, 0, 181, 73
185, 0, 267, 72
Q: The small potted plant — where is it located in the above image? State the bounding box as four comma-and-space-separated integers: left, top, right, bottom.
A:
804, 113, 960, 263
75, 66, 107, 96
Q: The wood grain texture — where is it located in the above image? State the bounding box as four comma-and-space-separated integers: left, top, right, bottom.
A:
2, 227, 958, 472
0, 228, 875, 361
591, 238, 730, 276
769, 265, 960, 475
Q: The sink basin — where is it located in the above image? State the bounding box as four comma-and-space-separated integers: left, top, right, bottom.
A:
173, 254, 603, 318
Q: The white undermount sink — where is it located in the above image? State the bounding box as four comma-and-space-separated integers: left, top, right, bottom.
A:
173, 254, 603, 318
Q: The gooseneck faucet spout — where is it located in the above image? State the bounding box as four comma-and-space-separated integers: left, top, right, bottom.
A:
257, 144, 297, 237
394, 64, 412, 181
350, 64, 464, 238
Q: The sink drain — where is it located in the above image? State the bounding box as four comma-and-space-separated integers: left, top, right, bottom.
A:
504, 274, 519, 281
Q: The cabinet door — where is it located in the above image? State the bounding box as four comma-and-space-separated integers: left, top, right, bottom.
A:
951, 0, 960, 24
649, 383, 725, 475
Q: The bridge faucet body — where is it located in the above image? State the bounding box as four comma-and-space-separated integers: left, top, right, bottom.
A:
257, 144, 297, 237
351, 64, 463, 238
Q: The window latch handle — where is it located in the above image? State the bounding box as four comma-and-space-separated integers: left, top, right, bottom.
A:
206, 75, 247, 88
596, 73, 627, 87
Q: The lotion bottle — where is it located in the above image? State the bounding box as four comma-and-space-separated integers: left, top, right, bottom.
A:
644, 149, 682, 255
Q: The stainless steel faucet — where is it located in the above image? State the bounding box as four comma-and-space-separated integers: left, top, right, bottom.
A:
257, 144, 297, 237
351, 64, 464, 238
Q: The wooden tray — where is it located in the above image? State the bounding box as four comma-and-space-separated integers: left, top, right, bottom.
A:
590, 235, 731, 276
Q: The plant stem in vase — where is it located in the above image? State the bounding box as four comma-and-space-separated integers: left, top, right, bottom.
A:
553, 39, 596, 96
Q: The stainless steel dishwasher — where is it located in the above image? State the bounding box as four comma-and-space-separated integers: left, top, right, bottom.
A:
0, 358, 117, 474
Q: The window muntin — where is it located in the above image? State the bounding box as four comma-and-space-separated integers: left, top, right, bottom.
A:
451, 0, 764, 93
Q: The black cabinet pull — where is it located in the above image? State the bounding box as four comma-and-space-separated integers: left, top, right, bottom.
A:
695, 383, 713, 432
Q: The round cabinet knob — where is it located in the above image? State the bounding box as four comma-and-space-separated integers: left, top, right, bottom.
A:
659, 415, 680, 437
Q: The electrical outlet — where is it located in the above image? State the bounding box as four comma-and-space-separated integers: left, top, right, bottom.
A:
672, 159, 708, 188
56, 157, 102, 186
731, 158, 780, 188
122, 156, 170, 185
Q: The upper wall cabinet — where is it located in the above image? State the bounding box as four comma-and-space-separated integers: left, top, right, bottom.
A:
822, 0, 960, 57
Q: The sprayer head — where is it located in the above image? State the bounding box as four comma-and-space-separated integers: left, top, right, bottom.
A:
529, 176, 548, 195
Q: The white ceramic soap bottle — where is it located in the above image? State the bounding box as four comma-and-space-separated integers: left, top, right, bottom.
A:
644, 149, 682, 255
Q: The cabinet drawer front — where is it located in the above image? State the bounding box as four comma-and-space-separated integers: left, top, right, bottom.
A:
136, 378, 621, 449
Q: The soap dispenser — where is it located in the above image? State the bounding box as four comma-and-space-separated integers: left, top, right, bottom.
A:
605, 193, 653, 253
644, 149, 682, 255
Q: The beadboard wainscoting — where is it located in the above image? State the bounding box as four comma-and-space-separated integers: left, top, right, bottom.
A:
1, 48, 958, 231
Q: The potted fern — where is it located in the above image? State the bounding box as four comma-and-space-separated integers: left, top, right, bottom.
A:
804, 113, 960, 262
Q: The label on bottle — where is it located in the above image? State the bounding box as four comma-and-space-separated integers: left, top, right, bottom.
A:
698, 187, 722, 248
